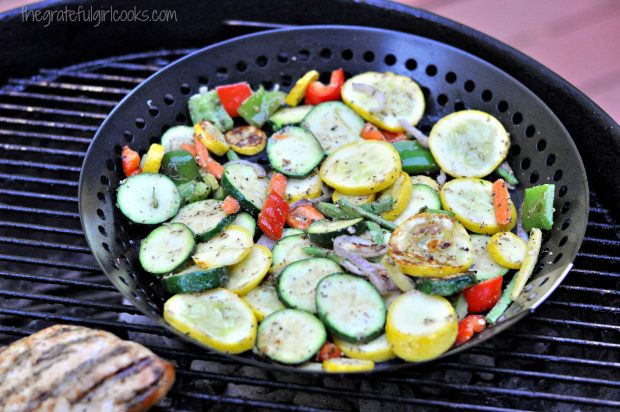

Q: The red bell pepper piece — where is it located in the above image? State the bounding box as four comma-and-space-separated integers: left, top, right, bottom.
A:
382, 130, 408, 143
268, 172, 288, 198
216, 82, 253, 117
258, 191, 290, 240
455, 315, 487, 346
121, 146, 140, 177
361, 122, 387, 141
305, 69, 345, 105
194, 135, 224, 179
286, 204, 324, 230
316, 342, 343, 361
463, 276, 503, 313
222, 195, 241, 215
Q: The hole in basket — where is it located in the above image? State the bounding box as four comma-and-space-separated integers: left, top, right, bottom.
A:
176, 113, 186, 124
111, 260, 120, 270
561, 202, 571, 214
98, 225, 107, 236
561, 219, 571, 230
135, 117, 146, 129
341, 49, 353, 60
497, 100, 508, 112
256, 56, 268, 67
97, 192, 105, 202
445, 71, 456, 83
163, 94, 175, 105
277, 52, 288, 63
510, 144, 521, 156
464, 80, 475, 92
148, 105, 159, 117
538, 277, 549, 287
553, 253, 563, 264
559, 185, 568, 197
529, 171, 539, 184
102, 242, 110, 252
119, 276, 128, 285
113, 144, 122, 155
512, 112, 523, 124
106, 159, 115, 171
542, 231, 552, 244
521, 157, 531, 170
180, 83, 191, 95
546, 153, 556, 166
437, 94, 448, 106
298, 49, 310, 61
533, 263, 544, 275
524, 283, 533, 293
384, 54, 396, 66
481, 89, 492, 102
216, 67, 228, 80
96, 208, 105, 220
124, 130, 134, 142
320, 48, 332, 60
559, 235, 568, 247
281, 75, 292, 87
425, 64, 437, 76
454, 101, 466, 111
528, 291, 538, 301
525, 125, 536, 137
236, 60, 247, 72
100, 175, 110, 186
406, 58, 417, 70
553, 169, 563, 181
363, 51, 375, 62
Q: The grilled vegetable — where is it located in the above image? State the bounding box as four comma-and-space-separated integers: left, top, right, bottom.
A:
171, 199, 233, 241
162, 265, 228, 294
268, 172, 287, 197
224, 125, 267, 156
277, 257, 342, 313
192, 225, 253, 269
469, 234, 509, 281
256, 309, 326, 364
322, 358, 375, 373
267, 126, 324, 177
488, 231, 527, 269
287, 204, 325, 230
333, 334, 395, 362
231, 212, 256, 238
361, 122, 388, 141
242, 284, 285, 321
336, 199, 396, 231
386, 290, 458, 362
522, 184, 555, 231
195, 120, 230, 156
415, 273, 477, 296
269, 105, 314, 130
142, 143, 165, 173
117, 173, 181, 225
237, 87, 285, 128
391, 140, 439, 174
0, 325, 175, 412
215, 81, 253, 117
139, 223, 195, 275
452, 293, 469, 320
226, 244, 272, 295
257, 191, 290, 240
221, 162, 269, 215
161, 125, 195, 152
429, 110, 510, 178
485, 274, 518, 324
388, 212, 473, 277
316, 273, 386, 343
121, 145, 141, 177
393, 183, 442, 225
341, 71, 425, 132
301, 101, 364, 154
178, 180, 211, 203
164, 289, 257, 354
492, 179, 513, 229
440, 178, 517, 235
222, 195, 241, 214
510, 228, 542, 301
495, 161, 519, 186
455, 314, 486, 346
305, 68, 344, 105
332, 191, 375, 205
194, 134, 224, 179
188, 89, 233, 132
284, 170, 323, 202
410, 175, 439, 192
285, 70, 319, 107
270, 234, 313, 276
307, 218, 364, 247
381, 255, 416, 292
161, 150, 200, 185
320, 140, 402, 195
463, 276, 503, 312
316, 342, 343, 361
377, 172, 412, 220
282, 228, 305, 237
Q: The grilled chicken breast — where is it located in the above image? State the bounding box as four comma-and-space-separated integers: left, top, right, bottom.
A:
0, 325, 175, 412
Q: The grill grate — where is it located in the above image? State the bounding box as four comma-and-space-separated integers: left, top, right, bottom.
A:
0, 49, 618, 411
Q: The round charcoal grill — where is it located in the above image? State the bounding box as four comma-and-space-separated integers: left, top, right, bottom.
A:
79, 26, 589, 372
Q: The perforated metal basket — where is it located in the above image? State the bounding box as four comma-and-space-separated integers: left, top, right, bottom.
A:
79, 26, 589, 373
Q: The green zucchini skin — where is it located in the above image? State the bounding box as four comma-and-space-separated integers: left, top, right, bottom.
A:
162, 266, 228, 294
139, 223, 195, 275
171, 199, 235, 241
269, 105, 313, 130
267, 126, 324, 178
415, 273, 477, 296
221, 162, 267, 215
307, 218, 365, 247
160, 125, 195, 152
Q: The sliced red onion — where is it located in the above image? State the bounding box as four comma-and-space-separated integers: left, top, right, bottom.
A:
227, 160, 267, 178
289, 199, 313, 210
334, 235, 387, 258
436, 170, 447, 187
398, 119, 429, 148
309, 185, 333, 204
351, 82, 386, 112
256, 234, 276, 250
515, 205, 529, 243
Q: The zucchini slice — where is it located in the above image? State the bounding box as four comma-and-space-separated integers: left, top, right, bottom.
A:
225, 125, 267, 156
323, 358, 375, 373
488, 231, 527, 269
192, 225, 253, 270
270, 234, 313, 276
277, 257, 342, 313
221, 162, 269, 215
281, 228, 305, 238
256, 309, 326, 364
161, 125, 195, 152
283, 170, 323, 202
307, 218, 364, 247
242, 284, 285, 321
117, 173, 181, 225
316, 274, 386, 343
429, 110, 510, 178
440, 178, 517, 235
410, 175, 440, 192
163, 288, 257, 354
378, 172, 413, 221
269, 105, 313, 131
386, 290, 458, 362
341, 71, 425, 132
171, 199, 233, 241
332, 191, 376, 205
139, 222, 195, 275
319, 140, 402, 195
226, 244, 272, 295
469, 234, 509, 282
162, 265, 227, 294
414, 272, 476, 296
388, 212, 473, 277
333, 334, 395, 362
393, 183, 441, 225
301, 101, 364, 154
267, 126, 324, 177
231, 212, 256, 238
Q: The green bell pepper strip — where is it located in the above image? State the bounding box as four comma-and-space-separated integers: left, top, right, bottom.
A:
161, 150, 200, 185
495, 162, 519, 186
391, 140, 439, 174
522, 184, 555, 230
485, 275, 517, 324
188, 90, 234, 132
237, 87, 285, 128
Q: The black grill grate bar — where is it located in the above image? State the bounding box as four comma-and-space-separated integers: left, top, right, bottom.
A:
570, 268, 620, 278
0, 90, 118, 107
0, 237, 91, 253
0, 143, 86, 157
0, 103, 108, 120
0, 129, 92, 144
589, 206, 610, 214
582, 236, 620, 247
0, 159, 82, 173
0, 254, 98, 271
576, 252, 620, 262
587, 221, 620, 230
0, 189, 78, 203
0, 220, 82, 235
546, 300, 620, 314
8, 79, 132, 95
0, 289, 141, 314
470, 347, 620, 369
502, 331, 620, 349
0, 173, 78, 187
39, 69, 145, 84
101, 62, 163, 72
0, 117, 98, 132
530, 316, 620, 332
559, 284, 620, 296
0, 204, 79, 218
0, 270, 116, 290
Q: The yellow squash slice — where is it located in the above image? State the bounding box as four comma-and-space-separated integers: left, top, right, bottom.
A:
226, 244, 272, 295
488, 231, 528, 269
141, 143, 165, 173
378, 172, 413, 221
242, 284, 285, 322
192, 225, 253, 269
195, 120, 229, 156
322, 358, 375, 373
284, 170, 323, 202
332, 191, 376, 205
334, 334, 395, 363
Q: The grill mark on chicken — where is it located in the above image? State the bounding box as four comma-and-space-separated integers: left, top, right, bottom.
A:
34, 335, 99, 366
